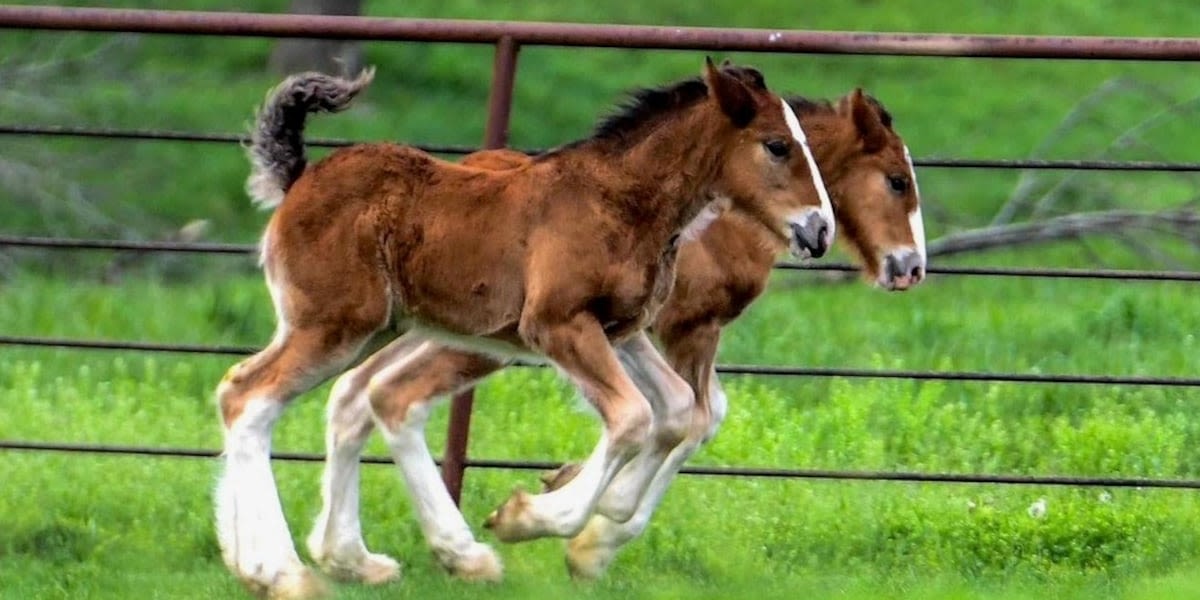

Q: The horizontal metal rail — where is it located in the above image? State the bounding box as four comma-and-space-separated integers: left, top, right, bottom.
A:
775, 262, 1200, 282
6, 125, 1200, 171
2, 440, 1196, 489
3, 335, 1199, 387
0, 235, 256, 255
0, 124, 477, 156
4, 6, 1200, 61
4, 234, 1199, 282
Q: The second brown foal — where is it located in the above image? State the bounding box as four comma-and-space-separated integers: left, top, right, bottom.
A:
216, 58, 834, 598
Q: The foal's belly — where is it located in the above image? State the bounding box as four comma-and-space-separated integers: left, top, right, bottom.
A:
387, 227, 527, 336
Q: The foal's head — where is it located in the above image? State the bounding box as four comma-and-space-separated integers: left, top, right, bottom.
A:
791, 90, 927, 291
700, 59, 836, 260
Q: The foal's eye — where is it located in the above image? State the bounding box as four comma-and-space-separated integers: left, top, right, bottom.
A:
764, 140, 790, 158
888, 175, 909, 194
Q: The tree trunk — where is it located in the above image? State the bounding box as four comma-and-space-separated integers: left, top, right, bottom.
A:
268, 0, 364, 76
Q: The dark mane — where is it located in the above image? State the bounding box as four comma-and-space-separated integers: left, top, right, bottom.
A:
784, 95, 835, 117
533, 76, 709, 160
785, 93, 894, 129
590, 77, 710, 146
591, 66, 766, 145
535, 65, 770, 160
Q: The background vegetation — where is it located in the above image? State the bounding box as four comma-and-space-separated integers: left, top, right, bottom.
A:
2, 1, 1199, 598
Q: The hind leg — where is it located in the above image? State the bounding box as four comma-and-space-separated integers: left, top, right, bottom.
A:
366, 341, 505, 580
306, 334, 428, 584
216, 321, 383, 599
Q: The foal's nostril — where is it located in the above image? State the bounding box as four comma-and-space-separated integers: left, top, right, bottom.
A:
885, 254, 903, 278
806, 221, 829, 258
789, 218, 830, 258
910, 265, 923, 279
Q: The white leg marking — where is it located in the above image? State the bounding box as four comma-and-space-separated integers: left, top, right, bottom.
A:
593, 334, 694, 522
217, 256, 375, 595
488, 400, 650, 541
567, 368, 727, 578
498, 434, 625, 539
216, 398, 309, 588
486, 338, 658, 542
781, 97, 836, 243
373, 342, 501, 580
306, 369, 400, 583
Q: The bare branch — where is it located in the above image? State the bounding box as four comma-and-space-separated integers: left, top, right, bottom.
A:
992, 77, 1142, 226
928, 208, 1200, 258
1112, 231, 1189, 271
799, 207, 1200, 285
102, 219, 212, 284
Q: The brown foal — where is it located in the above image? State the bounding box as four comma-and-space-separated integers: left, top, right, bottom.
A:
216, 59, 835, 598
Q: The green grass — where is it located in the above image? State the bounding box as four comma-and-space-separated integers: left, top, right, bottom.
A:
3, 0, 1200, 598
3, 266, 1200, 598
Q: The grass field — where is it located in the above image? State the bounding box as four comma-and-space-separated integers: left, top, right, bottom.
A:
4, 270, 1200, 599
3, 0, 1200, 598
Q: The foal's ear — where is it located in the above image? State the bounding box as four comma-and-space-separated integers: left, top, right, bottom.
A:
703, 56, 756, 128
840, 88, 889, 153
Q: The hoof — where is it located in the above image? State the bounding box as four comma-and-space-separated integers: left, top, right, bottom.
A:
440, 542, 504, 583
355, 553, 402, 585
565, 535, 615, 581
483, 487, 540, 543
539, 463, 582, 492
241, 567, 330, 600
316, 551, 401, 585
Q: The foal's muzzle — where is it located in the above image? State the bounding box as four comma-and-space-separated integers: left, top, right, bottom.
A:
880, 248, 925, 291
788, 210, 832, 259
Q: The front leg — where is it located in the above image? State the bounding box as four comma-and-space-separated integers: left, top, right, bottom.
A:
590, 332, 696, 523
483, 312, 653, 542
565, 323, 724, 578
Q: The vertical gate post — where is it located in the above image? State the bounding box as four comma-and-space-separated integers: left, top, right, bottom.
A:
440, 35, 520, 505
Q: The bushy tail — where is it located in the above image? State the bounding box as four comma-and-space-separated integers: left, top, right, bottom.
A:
244, 67, 376, 209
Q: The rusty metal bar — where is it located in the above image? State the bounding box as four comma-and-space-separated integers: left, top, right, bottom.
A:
13, 124, 1200, 171
482, 36, 520, 148
6, 234, 1200, 281
4, 6, 1200, 60
9, 439, 1200, 490
0, 124, 477, 154
440, 36, 521, 506
7, 334, 1200, 387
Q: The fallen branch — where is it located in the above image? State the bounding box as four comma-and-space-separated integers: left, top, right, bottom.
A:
102, 219, 211, 284
927, 208, 1200, 258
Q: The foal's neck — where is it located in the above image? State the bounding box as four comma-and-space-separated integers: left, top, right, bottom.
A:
596, 105, 731, 242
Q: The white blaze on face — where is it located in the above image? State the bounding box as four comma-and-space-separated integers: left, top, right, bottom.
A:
903, 144, 927, 263
780, 98, 835, 244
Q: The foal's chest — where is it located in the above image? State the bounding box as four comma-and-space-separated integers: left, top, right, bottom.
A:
597, 235, 681, 339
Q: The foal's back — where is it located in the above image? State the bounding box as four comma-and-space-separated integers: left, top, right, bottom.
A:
269, 142, 671, 338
